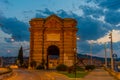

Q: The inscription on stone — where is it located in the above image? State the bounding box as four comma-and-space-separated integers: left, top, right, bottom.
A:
46, 33, 60, 41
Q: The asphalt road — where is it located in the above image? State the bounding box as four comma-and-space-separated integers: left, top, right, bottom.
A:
3, 69, 69, 80
3, 68, 116, 80
3, 69, 54, 80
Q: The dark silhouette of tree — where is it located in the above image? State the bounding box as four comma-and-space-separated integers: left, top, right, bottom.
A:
17, 46, 23, 67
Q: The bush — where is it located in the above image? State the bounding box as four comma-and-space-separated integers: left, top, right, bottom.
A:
76, 66, 85, 71
36, 64, 44, 70
68, 66, 84, 73
30, 61, 36, 68
68, 66, 74, 73
85, 65, 95, 71
56, 64, 68, 71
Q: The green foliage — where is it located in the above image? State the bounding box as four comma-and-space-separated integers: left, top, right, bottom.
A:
56, 64, 68, 71
59, 71, 88, 78
68, 66, 84, 73
85, 65, 95, 71
36, 64, 44, 70
22, 63, 28, 68
17, 46, 23, 67
68, 66, 74, 73
30, 61, 37, 68
76, 66, 85, 71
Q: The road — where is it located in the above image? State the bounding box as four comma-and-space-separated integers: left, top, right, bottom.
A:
3, 68, 117, 80
83, 68, 116, 80
3, 69, 69, 80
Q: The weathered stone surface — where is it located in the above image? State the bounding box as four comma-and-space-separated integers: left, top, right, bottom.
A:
29, 14, 78, 68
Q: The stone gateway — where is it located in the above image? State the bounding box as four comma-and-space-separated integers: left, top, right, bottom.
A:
29, 15, 78, 69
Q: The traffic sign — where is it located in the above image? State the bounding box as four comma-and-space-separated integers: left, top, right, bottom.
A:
112, 53, 117, 59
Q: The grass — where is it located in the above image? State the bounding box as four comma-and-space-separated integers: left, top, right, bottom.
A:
59, 71, 89, 78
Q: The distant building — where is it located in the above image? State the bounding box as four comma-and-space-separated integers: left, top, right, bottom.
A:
0, 57, 3, 67
1, 57, 29, 67
2, 57, 17, 67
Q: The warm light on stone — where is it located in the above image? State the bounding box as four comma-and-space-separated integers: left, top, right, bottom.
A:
29, 14, 78, 69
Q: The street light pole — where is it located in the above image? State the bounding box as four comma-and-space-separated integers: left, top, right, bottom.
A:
104, 43, 107, 68
109, 32, 114, 70
90, 43, 92, 65
74, 48, 77, 78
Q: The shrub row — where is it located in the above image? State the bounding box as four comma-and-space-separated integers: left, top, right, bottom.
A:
30, 61, 96, 71
56, 64, 96, 71
85, 65, 95, 71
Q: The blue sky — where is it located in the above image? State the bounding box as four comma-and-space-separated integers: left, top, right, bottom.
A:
0, 0, 120, 57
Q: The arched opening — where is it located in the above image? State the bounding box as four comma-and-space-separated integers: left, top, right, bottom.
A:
47, 45, 59, 69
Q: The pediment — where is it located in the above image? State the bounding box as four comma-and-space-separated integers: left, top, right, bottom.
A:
45, 15, 63, 28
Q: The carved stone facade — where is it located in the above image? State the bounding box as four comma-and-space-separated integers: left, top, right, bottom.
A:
29, 15, 77, 69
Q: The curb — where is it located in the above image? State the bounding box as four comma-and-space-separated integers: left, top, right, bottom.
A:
0, 71, 13, 80
104, 68, 119, 80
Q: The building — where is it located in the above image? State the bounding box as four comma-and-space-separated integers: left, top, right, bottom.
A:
29, 15, 77, 69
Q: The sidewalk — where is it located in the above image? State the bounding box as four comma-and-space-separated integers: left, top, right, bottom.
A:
50, 68, 117, 80
83, 68, 116, 80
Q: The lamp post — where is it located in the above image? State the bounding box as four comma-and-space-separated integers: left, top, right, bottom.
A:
90, 43, 93, 65
109, 32, 114, 70
104, 42, 107, 68
113, 53, 117, 71
74, 48, 77, 78
73, 37, 79, 78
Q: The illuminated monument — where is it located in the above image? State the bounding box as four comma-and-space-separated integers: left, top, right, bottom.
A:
29, 15, 77, 69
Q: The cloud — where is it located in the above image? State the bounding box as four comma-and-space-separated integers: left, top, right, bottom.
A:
0, 0, 120, 57
38, 4, 119, 57
116, 23, 120, 27
78, 1, 120, 26
33, 8, 120, 56
35, 8, 54, 18
99, 0, 120, 10
105, 11, 120, 25
88, 30, 120, 44
0, 28, 11, 43
35, 8, 114, 40
0, 16, 30, 42
0, 14, 30, 56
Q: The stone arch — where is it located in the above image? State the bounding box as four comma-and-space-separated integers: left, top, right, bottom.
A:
46, 45, 59, 69
47, 45, 59, 56
29, 15, 77, 69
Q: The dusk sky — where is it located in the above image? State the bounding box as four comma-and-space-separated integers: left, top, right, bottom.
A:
0, 0, 120, 57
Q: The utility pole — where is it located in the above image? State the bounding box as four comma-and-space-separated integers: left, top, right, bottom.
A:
74, 48, 77, 78
104, 43, 107, 68
90, 43, 92, 65
109, 32, 114, 70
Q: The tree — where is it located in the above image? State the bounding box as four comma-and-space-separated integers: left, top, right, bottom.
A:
17, 46, 24, 67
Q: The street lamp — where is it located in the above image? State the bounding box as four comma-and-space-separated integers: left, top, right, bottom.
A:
99, 42, 108, 68
104, 42, 107, 68
11, 38, 15, 42
90, 43, 93, 65
73, 37, 80, 78
112, 53, 117, 71
73, 48, 77, 78
109, 32, 114, 70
